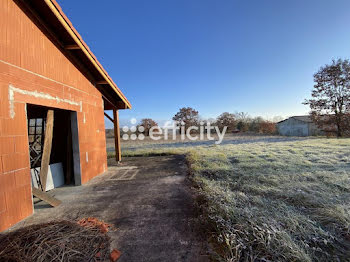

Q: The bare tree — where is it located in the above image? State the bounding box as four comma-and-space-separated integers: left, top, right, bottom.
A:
235, 112, 250, 122
235, 112, 250, 132
249, 116, 264, 133
304, 59, 350, 137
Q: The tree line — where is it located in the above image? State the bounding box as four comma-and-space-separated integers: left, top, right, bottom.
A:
134, 109, 279, 136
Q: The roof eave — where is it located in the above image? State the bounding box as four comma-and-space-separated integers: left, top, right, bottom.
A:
44, 0, 131, 109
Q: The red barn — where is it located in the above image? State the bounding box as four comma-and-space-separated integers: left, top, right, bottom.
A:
0, 0, 130, 231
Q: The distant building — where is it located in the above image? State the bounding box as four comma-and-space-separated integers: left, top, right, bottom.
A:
277, 116, 323, 136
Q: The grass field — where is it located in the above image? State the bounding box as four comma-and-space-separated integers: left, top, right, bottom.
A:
111, 137, 350, 261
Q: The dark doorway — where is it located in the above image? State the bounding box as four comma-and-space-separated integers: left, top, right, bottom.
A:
26, 104, 80, 192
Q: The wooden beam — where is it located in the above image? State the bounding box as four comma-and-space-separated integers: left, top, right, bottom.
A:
97, 80, 108, 85
16, 1, 101, 94
65, 121, 72, 185
103, 100, 127, 110
113, 109, 121, 162
32, 187, 61, 207
102, 96, 116, 111
20, 0, 131, 109
116, 101, 127, 109
40, 110, 54, 191
65, 44, 80, 50
45, 0, 131, 109
104, 112, 114, 123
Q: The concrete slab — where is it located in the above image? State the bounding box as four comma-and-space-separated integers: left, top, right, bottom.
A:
11, 155, 209, 262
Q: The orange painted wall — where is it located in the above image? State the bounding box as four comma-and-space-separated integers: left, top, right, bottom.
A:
0, 0, 108, 231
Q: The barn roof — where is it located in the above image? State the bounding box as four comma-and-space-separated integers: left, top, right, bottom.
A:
277, 115, 313, 124
20, 0, 131, 110
291, 115, 313, 123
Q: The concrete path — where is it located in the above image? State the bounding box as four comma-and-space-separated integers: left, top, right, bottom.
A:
12, 155, 209, 262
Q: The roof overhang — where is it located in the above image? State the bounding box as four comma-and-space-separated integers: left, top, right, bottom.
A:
16, 0, 131, 110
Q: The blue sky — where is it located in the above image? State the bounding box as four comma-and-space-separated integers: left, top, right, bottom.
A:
59, 0, 350, 127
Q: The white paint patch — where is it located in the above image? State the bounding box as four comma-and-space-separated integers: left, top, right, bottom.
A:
113, 166, 138, 170
86, 152, 89, 163
108, 169, 139, 181
83, 113, 86, 124
8, 84, 82, 118
8, 87, 15, 118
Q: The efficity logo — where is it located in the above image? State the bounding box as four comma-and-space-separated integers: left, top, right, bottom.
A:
121, 118, 145, 141
121, 118, 227, 144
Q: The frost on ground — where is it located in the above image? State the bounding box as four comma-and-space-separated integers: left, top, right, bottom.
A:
188, 139, 350, 261
107, 134, 309, 152
111, 137, 350, 261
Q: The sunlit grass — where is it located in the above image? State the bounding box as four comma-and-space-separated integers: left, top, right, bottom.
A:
112, 138, 350, 261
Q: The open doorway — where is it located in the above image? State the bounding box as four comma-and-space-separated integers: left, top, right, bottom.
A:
27, 104, 81, 196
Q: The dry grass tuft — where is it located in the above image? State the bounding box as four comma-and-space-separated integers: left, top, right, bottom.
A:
0, 220, 111, 262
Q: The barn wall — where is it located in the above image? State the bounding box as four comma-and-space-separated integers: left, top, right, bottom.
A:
308, 122, 324, 136
0, 0, 108, 231
277, 118, 309, 136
